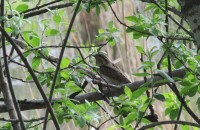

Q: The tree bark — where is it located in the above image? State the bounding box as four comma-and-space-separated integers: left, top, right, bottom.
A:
0, 61, 21, 129
0, 68, 186, 113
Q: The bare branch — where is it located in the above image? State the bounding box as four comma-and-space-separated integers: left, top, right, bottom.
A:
0, 69, 186, 113
138, 120, 200, 130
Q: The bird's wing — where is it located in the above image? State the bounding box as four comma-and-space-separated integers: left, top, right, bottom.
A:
99, 64, 131, 84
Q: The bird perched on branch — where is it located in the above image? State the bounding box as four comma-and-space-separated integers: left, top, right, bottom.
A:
94, 53, 158, 122
94, 53, 131, 85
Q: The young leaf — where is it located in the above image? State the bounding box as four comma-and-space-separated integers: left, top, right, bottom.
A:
185, 85, 198, 97
197, 97, 200, 111
132, 87, 148, 99
53, 15, 61, 25
124, 112, 137, 125
30, 37, 40, 47
153, 93, 165, 101
169, 108, 178, 120
46, 29, 59, 36
61, 71, 70, 80
136, 46, 145, 54
181, 125, 190, 130
133, 72, 150, 77
108, 40, 116, 46
124, 86, 132, 99
150, 50, 159, 59
133, 32, 143, 39
16, 4, 29, 12
60, 58, 70, 69
31, 57, 41, 69
76, 116, 86, 128
96, 5, 100, 15
125, 16, 138, 23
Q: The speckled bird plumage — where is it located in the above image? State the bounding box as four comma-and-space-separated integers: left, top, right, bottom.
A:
94, 53, 130, 85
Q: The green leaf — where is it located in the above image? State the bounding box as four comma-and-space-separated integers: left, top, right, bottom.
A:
41, 48, 49, 57
30, 37, 40, 47
55, 75, 61, 87
133, 72, 150, 77
165, 107, 172, 115
98, 28, 104, 34
22, 32, 30, 42
150, 50, 159, 59
185, 85, 198, 97
124, 112, 137, 125
142, 61, 155, 69
108, 21, 114, 28
31, 57, 41, 69
60, 58, 70, 69
57, 114, 64, 124
96, 5, 100, 15
65, 81, 81, 96
169, 108, 178, 120
174, 60, 183, 69
193, 126, 200, 130
5, 27, 13, 33
61, 71, 70, 80
133, 31, 143, 39
40, 19, 50, 27
150, 46, 157, 53
195, 55, 200, 61
157, 70, 175, 83
153, 93, 165, 101
125, 16, 138, 23
126, 26, 135, 33
26, 75, 32, 81
23, 50, 31, 58
124, 86, 132, 99
180, 79, 193, 87
15, 4, 29, 12
53, 15, 61, 25
76, 116, 86, 128
197, 97, 200, 111
145, 4, 156, 11
136, 46, 145, 54
181, 125, 190, 130
46, 29, 59, 36
54, 88, 66, 95
132, 87, 148, 99
107, 125, 118, 130
108, 40, 116, 46
101, 3, 108, 11
141, 117, 151, 124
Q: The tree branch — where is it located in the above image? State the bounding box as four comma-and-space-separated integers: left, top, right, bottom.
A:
23, 3, 73, 19
0, 69, 186, 113
138, 120, 200, 130
0, 26, 60, 129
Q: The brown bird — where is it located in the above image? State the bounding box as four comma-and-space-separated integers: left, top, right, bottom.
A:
94, 54, 158, 121
94, 53, 131, 85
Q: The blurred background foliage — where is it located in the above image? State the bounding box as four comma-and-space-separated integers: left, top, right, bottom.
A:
0, 0, 200, 130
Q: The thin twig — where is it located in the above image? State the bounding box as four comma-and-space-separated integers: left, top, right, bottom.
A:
138, 120, 200, 130
0, 26, 60, 130
1, 1, 26, 129
43, 0, 82, 129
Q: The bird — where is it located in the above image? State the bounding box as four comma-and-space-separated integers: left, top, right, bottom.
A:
94, 53, 131, 85
94, 53, 158, 121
